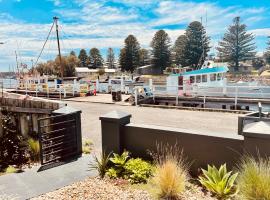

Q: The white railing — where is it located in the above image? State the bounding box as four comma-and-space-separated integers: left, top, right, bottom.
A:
134, 84, 270, 108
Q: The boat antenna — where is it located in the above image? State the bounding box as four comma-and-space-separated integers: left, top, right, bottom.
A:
53, 16, 64, 82
15, 50, 20, 76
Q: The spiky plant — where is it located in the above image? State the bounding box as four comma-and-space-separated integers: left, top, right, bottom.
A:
199, 164, 239, 199
28, 138, 40, 162
89, 151, 111, 178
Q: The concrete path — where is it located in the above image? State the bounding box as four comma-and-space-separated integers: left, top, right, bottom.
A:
0, 155, 97, 200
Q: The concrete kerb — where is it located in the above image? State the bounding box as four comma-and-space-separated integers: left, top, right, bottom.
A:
140, 104, 251, 114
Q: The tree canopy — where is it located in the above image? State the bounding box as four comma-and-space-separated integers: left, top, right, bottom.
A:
78, 49, 89, 68
173, 35, 187, 67
217, 16, 256, 71
106, 48, 115, 69
150, 30, 171, 73
119, 35, 140, 72
139, 48, 150, 66
89, 48, 103, 68
183, 21, 210, 69
264, 36, 270, 65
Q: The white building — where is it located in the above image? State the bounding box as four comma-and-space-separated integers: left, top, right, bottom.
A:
75, 67, 116, 78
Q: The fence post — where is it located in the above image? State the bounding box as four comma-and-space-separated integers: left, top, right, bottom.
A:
235, 86, 238, 110
134, 88, 138, 106
176, 86, 179, 105
64, 85, 67, 98
203, 95, 206, 108
99, 111, 131, 155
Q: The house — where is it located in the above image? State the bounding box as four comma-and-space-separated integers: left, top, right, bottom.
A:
75, 67, 116, 78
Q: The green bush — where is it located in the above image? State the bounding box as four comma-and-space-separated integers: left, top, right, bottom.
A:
28, 138, 40, 162
89, 151, 111, 179
5, 166, 17, 174
237, 156, 270, 200
106, 151, 129, 178
199, 164, 238, 199
124, 158, 153, 184
82, 139, 93, 154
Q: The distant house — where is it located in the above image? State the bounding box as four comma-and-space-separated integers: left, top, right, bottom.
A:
75, 68, 116, 78
229, 61, 254, 74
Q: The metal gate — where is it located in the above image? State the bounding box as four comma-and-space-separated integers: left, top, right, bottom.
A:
38, 112, 82, 170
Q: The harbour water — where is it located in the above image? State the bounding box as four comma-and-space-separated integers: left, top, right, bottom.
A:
0, 78, 18, 89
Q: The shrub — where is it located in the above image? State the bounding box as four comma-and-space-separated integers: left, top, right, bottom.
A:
151, 143, 188, 199
199, 164, 238, 199
124, 158, 153, 184
28, 138, 40, 162
5, 166, 17, 174
89, 151, 111, 178
0, 111, 29, 169
82, 139, 93, 154
237, 156, 270, 200
106, 151, 129, 178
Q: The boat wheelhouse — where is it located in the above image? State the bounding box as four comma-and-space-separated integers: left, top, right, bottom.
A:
167, 63, 229, 95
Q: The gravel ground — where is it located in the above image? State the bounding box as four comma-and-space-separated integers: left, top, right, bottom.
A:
31, 178, 152, 200
31, 177, 217, 200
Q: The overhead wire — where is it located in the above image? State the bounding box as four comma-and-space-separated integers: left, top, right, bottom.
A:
34, 20, 55, 67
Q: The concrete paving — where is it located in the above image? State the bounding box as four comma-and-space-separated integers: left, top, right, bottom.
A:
0, 155, 97, 200
65, 101, 240, 151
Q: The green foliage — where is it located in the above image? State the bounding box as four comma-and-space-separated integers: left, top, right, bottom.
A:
89, 48, 104, 68
173, 35, 188, 67
28, 138, 40, 162
106, 151, 153, 184
124, 158, 153, 184
265, 36, 270, 65
107, 48, 115, 69
89, 151, 111, 179
5, 166, 17, 174
119, 35, 140, 73
151, 30, 171, 73
82, 139, 93, 154
217, 16, 256, 71
237, 156, 270, 200
78, 49, 89, 68
139, 48, 150, 66
199, 164, 239, 199
0, 111, 29, 170
106, 151, 129, 178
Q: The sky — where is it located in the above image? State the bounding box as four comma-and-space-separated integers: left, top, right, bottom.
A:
0, 0, 270, 71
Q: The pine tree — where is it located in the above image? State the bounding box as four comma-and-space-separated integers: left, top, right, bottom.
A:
70, 50, 76, 57
139, 48, 150, 66
173, 35, 188, 66
150, 30, 171, 73
0, 111, 28, 170
217, 16, 256, 72
119, 48, 126, 72
264, 36, 270, 65
120, 35, 140, 73
184, 21, 210, 69
106, 48, 115, 69
78, 49, 89, 68
89, 48, 103, 69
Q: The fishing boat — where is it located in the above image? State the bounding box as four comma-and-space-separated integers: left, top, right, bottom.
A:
166, 61, 270, 99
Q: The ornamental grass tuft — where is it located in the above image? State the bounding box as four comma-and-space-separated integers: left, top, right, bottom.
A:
237, 156, 270, 200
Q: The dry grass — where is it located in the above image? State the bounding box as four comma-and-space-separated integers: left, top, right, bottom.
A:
150, 143, 189, 200
237, 156, 270, 200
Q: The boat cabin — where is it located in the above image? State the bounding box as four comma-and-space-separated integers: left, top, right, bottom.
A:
167, 64, 229, 93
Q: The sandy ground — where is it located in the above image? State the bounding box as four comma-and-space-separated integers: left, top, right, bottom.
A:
65, 101, 240, 152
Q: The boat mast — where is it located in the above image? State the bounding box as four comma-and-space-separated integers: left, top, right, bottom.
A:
53, 16, 63, 82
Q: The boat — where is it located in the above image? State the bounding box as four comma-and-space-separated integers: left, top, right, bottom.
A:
166, 61, 270, 99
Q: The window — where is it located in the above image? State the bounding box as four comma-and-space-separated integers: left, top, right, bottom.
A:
217, 73, 222, 81
196, 75, 201, 83
202, 75, 207, 82
190, 76, 195, 83
210, 74, 216, 81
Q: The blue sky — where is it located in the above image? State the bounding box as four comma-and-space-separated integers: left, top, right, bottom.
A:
0, 0, 270, 71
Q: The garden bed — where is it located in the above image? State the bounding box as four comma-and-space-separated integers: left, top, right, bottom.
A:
31, 177, 216, 200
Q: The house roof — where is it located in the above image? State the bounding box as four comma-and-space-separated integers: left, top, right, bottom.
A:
75, 68, 116, 73
171, 66, 229, 76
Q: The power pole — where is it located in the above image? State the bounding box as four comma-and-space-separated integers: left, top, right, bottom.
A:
53, 16, 63, 82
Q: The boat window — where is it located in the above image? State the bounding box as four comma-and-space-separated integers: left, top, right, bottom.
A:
210, 74, 216, 81
202, 75, 207, 82
217, 73, 222, 81
196, 75, 201, 83
190, 76, 195, 83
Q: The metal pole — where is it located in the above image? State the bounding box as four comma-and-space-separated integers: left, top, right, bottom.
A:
53, 17, 63, 82
235, 86, 238, 110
